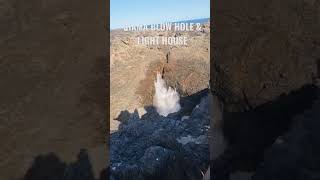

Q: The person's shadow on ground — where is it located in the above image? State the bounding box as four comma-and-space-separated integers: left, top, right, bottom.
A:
23, 149, 108, 180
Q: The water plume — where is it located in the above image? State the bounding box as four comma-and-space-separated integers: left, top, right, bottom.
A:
153, 73, 181, 116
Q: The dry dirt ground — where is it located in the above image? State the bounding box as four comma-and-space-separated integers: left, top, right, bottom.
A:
0, 1, 107, 179
110, 23, 210, 132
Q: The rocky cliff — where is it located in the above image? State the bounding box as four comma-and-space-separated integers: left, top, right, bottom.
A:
212, 0, 320, 111
211, 0, 320, 179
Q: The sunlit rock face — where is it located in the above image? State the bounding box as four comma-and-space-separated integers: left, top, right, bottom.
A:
212, 0, 319, 112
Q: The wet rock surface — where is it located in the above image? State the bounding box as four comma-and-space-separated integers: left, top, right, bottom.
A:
110, 95, 210, 180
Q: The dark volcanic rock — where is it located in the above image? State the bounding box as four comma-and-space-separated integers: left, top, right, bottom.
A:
211, 84, 319, 179
110, 95, 210, 180
252, 88, 320, 180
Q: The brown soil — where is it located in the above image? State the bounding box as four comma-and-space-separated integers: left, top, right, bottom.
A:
0, 0, 107, 179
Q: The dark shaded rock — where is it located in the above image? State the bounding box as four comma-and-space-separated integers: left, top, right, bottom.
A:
63, 149, 95, 180
110, 95, 210, 180
139, 146, 175, 177
211, 84, 319, 179
252, 88, 320, 180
